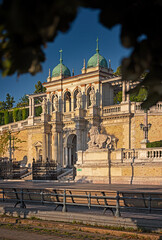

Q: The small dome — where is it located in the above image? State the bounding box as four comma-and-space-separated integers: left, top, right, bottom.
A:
52, 49, 71, 78
52, 63, 71, 77
87, 53, 108, 68
87, 38, 108, 69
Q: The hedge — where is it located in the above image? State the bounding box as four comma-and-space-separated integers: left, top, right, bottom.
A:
147, 140, 162, 148
0, 108, 29, 125
35, 106, 42, 116
4, 111, 9, 125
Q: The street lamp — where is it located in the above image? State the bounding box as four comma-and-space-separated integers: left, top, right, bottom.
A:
140, 110, 151, 141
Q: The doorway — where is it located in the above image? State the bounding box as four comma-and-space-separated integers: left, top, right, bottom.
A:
66, 134, 77, 167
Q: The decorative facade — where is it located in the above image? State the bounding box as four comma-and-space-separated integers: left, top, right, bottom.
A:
0, 41, 162, 184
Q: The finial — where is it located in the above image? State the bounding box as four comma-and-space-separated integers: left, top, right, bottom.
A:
48, 68, 51, 77
109, 59, 111, 69
72, 68, 74, 76
59, 49, 63, 64
96, 37, 99, 54
83, 59, 86, 69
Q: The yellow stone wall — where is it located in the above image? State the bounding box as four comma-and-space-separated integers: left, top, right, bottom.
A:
12, 130, 28, 162
5, 126, 43, 165
102, 113, 162, 149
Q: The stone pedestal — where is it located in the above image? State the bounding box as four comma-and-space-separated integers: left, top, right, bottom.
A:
89, 106, 100, 116
140, 139, 149, 148
75, 108, 85, 118
41, 113, 47, 122
75, 149, 111, 183
28, 116, 34, 125
52, 111, 61, 121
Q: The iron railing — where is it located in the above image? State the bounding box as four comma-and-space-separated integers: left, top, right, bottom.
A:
0, 188, 162, 217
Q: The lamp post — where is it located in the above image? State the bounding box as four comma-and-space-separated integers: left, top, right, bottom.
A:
140, 110, 151, 147
8, 132, 15, 162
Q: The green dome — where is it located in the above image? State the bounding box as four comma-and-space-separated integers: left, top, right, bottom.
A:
52, 49, 71, 78
52, 63, 71, 77
87, 53, 108, 68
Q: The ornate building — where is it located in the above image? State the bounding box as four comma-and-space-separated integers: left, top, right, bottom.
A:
0, 40, 162, 184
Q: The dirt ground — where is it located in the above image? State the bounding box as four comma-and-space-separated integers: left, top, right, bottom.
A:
0, 216, 161, 240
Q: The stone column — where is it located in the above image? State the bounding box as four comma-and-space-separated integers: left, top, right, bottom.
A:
31, 97, 35, 116
42, 132, 47, 162
58, 131, 63, 166
29, 97, 32, 117
52, 131, 58, 162
122, 80, 126, 102
64, 147, 68, 167
126, 81, 130, 101
76, 129, 82, 151
68, 148, 72, 166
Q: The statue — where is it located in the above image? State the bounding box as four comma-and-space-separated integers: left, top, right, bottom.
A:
53, 95, 59, 112
89, 86, 96, 106
76, 89, 82, 109
42, 97, 47, 114
88, 126, 112, 149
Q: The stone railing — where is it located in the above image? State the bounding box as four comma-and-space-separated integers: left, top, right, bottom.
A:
113, 147, 162, 162
34, 117, 41, 124
103, 104, 121, 115
131, 101, 162, 114
123, 149, 138, 160
0, 116, 42, 132
147, 148, 162, 159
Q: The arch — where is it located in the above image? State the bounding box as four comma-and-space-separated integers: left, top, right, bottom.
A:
65, 134, 77, 167
64, 91, 71, 112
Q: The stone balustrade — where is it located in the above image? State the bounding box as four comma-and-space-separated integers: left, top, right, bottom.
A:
0, 116, 41, 133
120, 147, 162, 162
131, 101, 162, 114
102, 104, 121, 115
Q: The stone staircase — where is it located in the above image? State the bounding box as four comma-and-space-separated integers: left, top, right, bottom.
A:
20, 169, 32, 180
57, 168, 74, 182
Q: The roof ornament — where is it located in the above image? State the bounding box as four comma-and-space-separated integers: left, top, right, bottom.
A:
72, 68, 74, 76
96, 37, 99, 54
59, 49, 63, 76
96, 37, 99, 66
59, 49, 63, 64
109, 59, 111, 69
48, 68, 51, 77
83, 59, 86, 69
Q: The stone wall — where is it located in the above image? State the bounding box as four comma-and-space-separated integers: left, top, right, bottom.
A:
102, 113, 162, 149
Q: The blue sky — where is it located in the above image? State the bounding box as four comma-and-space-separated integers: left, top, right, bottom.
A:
0, 8, 131, 105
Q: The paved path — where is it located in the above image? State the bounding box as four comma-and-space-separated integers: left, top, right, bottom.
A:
0, 180, 162, 193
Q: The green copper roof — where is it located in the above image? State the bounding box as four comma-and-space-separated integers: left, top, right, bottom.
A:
87, 53, 108, 68
87, 38, 108, 69
52, 49, 71, 77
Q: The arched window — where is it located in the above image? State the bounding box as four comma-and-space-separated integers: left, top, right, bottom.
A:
64, 91, 71, 112
74, 89, 79, 110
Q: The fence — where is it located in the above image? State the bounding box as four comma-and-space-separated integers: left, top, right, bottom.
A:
0, 188, 162, 217
32, 160, 61, 180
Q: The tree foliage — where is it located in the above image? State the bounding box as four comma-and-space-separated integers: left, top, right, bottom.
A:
34, 81, 46, 94
114, 88, 147, 104
0, 131, 9, 157
0, 0, 162, 108
0, 131, 26, 157
16, 95, 29, 108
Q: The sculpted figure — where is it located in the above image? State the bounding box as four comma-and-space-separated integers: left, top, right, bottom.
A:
42, 97, 47, 114
53, 95, 59, 112
76, 89, 82, 109
89, 86, 96, 106
88, 126, 112, 149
